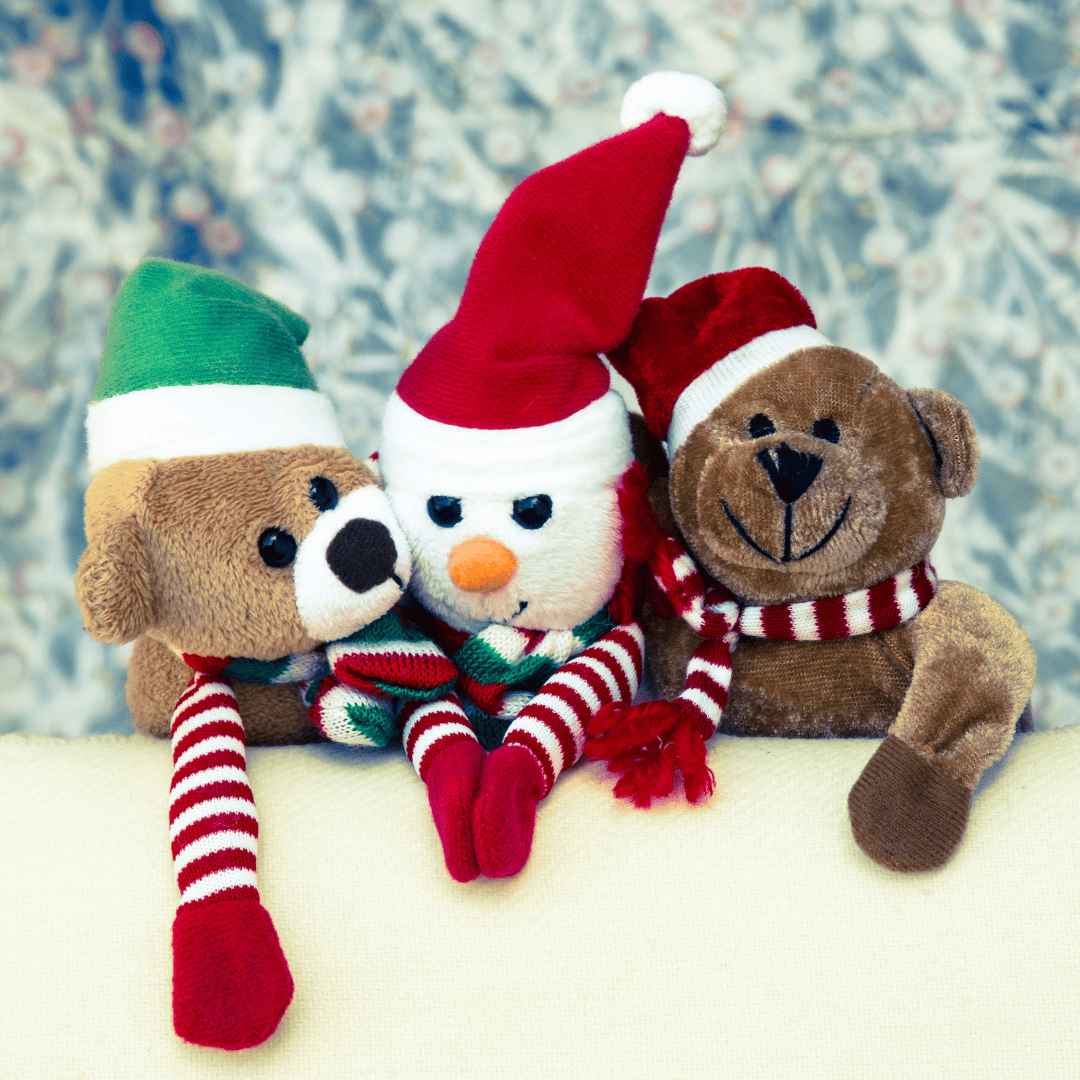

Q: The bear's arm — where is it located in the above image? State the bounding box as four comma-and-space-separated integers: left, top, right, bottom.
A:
888, 579, 1037, 789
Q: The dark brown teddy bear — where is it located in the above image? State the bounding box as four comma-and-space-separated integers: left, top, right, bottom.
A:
588, 268, 1036, 873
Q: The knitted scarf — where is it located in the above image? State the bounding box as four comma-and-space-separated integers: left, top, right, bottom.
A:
586, 534, 938, 807
211, 606, 458, 701
653, 534, 937, 645
167, 607, 459, 753
654, 534, 937, 725
416, 607, 614, 718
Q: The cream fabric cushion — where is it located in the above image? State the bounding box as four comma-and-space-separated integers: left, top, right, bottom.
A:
2, 729, 1079, 1078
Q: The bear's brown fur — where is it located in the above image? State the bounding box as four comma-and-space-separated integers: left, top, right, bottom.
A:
77, 444, 380, 743
645, 346, 1037, 872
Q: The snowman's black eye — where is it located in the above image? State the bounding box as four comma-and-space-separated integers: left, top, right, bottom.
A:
748, 414, 775, 438
309, 476, 338, 511
813, 418, 841, 444
427, 496, 462, 528
512, 495, 552, 530
259, 528, 297, 568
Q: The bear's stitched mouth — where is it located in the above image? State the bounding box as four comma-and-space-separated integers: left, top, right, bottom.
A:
720, 495, 852, 563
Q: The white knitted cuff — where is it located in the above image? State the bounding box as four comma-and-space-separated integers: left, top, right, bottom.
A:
667, 325, 830, 451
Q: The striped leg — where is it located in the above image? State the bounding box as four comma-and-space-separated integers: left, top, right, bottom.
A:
674, 636, 732, 737
169, 669, 293, 1050
399, 695, 485, 882
472, 623, 645, 878
584, 635, 727, 808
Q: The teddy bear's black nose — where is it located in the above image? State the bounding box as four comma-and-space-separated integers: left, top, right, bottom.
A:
326, 518, 401, 593
757, 444, 823, 504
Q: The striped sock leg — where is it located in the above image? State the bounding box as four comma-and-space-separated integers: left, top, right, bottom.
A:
585, 634, 725, 807
169, 668, 293, 1050
400, 695, 485, 882
473, 623, 645, 878
674, 636, 732, 738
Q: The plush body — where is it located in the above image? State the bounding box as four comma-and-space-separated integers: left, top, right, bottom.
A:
75, 258, 425, 1050
629, 344, 1036, 871
125, 634, 315, 743
370, 73, 725, 881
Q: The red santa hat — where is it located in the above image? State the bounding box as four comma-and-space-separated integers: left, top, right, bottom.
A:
607, 267, 831, 453
380, 72, 726, 496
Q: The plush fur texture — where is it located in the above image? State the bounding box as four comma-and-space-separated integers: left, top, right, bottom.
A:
76, 439, 414, 1050
667, 325, 830, 452
643, 345, 1037, 872
77, 445, 397, 742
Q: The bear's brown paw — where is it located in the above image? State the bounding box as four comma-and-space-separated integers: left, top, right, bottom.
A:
848, 734, 973, 873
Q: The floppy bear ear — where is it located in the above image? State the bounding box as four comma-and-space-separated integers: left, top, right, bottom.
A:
75, 463, 157, 645
907, 388, 980, 499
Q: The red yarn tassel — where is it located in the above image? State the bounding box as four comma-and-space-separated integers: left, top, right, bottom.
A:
585, 698, 715, 808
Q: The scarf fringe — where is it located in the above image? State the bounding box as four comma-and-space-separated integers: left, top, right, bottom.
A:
586, 698, 716, 808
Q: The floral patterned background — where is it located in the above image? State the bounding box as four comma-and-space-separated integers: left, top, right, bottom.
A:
1, 0, 1079, 736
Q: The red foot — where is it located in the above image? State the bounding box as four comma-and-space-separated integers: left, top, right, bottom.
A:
471, 743, 545, 879
425, 738, 486, 882
172, 897, 293, 1050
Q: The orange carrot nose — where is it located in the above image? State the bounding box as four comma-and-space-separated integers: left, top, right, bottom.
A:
447, 537, 518, 593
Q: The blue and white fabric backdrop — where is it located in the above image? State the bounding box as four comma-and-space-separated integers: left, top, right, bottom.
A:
1, 0, 1078, 734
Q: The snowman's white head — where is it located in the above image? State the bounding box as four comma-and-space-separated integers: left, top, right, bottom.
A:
378, 390, 633, 634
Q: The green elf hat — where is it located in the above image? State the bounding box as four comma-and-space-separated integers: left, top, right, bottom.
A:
86, 258, 345, 474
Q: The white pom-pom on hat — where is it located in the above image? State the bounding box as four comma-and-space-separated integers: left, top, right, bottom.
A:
620, 71, 726, 156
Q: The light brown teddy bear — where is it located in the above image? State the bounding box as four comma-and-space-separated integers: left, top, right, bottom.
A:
587, 268, 1037, 874
76, 260, 422, 1050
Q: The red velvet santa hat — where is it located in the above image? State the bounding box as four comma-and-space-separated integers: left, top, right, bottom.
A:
607, 268, 831, 452
380, 72, 726, 495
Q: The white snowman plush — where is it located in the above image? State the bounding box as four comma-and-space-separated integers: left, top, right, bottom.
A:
378, 73, 726, 881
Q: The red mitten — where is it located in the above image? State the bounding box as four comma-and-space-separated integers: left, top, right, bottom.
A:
471, 743, 546, 879
585, 698, 715, 808
423, 737, 486, 882
172, 897, 293, 1050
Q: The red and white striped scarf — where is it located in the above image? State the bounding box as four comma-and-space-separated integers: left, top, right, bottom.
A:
649, 534, 938, 737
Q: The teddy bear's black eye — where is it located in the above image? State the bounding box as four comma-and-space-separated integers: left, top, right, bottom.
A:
813, 418, 841, 444
427, 496, 462, 528
748, 414, 776, 438
309, 476, 338, 512
259, 528, 298, 568
512, 495, 552, 530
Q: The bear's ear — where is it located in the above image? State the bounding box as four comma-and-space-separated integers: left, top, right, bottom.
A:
75, 462, 157, 645
907, 388, 980, 499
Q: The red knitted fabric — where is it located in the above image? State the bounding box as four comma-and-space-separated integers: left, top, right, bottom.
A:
397, 113, 691, 428
472, 743, 546, 879
607, 267, 818, 440
173, 898, 293, 1051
